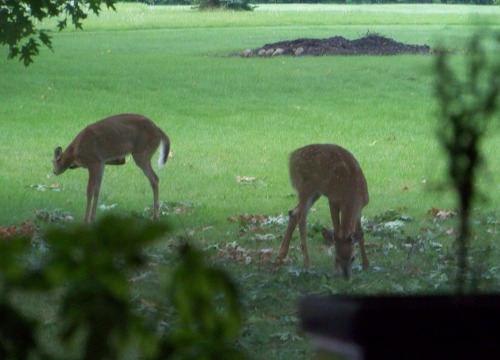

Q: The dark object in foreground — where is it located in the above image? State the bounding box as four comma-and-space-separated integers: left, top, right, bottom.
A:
300, 294, 500, 359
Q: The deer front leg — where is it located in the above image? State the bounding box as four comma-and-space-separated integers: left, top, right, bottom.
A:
328, 201, 341, 245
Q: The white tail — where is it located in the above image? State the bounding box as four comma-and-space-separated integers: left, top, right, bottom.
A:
277, 144, 369, 279
53, 113, 170, 223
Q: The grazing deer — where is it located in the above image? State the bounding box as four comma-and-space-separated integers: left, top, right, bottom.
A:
277, 144, 369, 279
53, 113, 170, 224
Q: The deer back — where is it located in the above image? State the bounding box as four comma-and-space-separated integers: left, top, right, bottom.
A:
53, 114, 165, 172
289, 144, 368, 210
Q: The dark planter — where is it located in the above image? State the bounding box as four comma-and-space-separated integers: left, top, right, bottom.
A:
300, 294, 500, 360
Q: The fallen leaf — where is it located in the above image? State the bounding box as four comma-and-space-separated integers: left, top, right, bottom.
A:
99, 203, 117, 211
0, 220, 36, 240
436, 210, 457, 220
140, 298, 158, 310
30, 183, 61, 192
427, 207, 457, 222
407, 268, 424, 276
445, 228, 456, 235
252, 234, 277, 241
236, 175, 257, 185
427, 207, 440, 216
384, 220, 405, 230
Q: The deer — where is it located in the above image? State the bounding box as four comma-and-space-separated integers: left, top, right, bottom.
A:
52, 113, 170, 224
276, 144, 369, 279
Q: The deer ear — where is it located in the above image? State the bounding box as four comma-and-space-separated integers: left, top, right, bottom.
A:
54, 147, 63, 161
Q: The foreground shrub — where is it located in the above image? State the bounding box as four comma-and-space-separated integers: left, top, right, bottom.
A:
0, 216, 246, 359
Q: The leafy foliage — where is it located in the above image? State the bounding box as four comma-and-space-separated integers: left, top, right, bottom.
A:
0, 236, 39, 360
0, 216, 247, 359
435, 32, 500, 293
1, 208, 498, 358
41, 216, 167, 359
160, 244, 246, 359
0, 0, 117, 66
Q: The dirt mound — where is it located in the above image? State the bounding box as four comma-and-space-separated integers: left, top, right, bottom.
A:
242, 33, 432, 57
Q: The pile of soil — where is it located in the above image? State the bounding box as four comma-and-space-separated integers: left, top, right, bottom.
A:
242, 33, 432, 57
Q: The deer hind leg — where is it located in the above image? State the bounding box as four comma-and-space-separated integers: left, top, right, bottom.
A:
85, 164, 105, 224
278, 206, 299, 263
328, 201, 341, 271
133, 154, 160, 221
297, 205, 311, 268
356, 218, 370, 270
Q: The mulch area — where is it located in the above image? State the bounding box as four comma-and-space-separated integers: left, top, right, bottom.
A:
242, 33, 432, 57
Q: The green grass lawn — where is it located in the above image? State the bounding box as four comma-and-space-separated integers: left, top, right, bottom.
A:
1, 4, 499, 359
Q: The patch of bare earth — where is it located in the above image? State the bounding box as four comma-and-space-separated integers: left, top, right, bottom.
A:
242, 33, 432, 57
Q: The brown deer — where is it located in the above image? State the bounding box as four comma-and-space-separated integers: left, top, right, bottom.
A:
277, 144, 369, 279
53, 113, 170, 223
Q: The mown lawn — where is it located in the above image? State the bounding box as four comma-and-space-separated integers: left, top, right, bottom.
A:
1, 4, 499, 359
